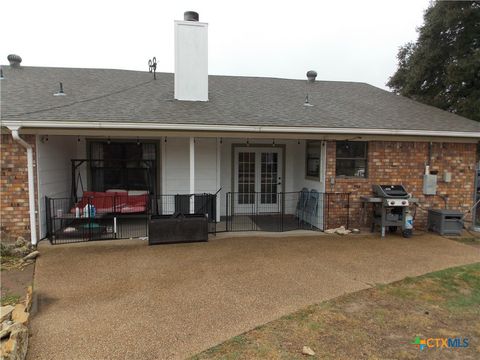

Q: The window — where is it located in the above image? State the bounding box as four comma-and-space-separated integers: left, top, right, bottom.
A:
89, 141, 157, 193
305, 141, 321, 179
336, 141, 368, 177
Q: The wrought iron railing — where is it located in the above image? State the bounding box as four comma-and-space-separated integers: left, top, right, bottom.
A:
46, 193, 217, 244
225, 191, 350, 232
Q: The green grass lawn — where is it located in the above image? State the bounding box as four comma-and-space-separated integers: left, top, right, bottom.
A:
191, 263, 480, 359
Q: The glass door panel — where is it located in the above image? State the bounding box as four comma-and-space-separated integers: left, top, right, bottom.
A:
260, 152, 278, 204
237, 152, 255, 205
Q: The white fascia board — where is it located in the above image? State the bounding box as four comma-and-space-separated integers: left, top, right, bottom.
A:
2, 120, 480, 138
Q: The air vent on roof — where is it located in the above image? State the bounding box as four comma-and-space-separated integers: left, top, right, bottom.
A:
306, 70, 317, 82
304, 70, 317, 107
184, 11, 199, 21
7, 54, 22, 68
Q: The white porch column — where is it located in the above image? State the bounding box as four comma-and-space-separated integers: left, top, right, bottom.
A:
189, 137, 195, 213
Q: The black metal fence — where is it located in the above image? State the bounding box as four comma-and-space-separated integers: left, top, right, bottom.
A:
46, 193, 217, 244
323, 192, 351, 230
46, 191, 350, 243
225, 191, 350, 232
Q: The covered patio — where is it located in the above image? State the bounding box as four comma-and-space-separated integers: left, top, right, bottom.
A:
34, 132, 348, 243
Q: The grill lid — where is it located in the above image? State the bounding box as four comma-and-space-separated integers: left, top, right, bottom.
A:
372, 184, 409, 198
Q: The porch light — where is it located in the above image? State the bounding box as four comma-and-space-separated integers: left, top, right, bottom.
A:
107, 137, 111, 145
272, 139, 276, 147
0, 68, 4, 80
136, 137, 140, 146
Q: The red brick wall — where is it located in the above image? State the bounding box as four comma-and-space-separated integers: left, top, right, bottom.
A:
325, 140, 477, 230
0, 134, 38, 240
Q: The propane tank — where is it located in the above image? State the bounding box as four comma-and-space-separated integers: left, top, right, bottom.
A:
403, 210, 413, 238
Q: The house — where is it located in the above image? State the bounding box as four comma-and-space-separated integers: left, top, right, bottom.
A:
1, 12, 479, 245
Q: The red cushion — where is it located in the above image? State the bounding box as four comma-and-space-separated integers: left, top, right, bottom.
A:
71, 192, 148, 214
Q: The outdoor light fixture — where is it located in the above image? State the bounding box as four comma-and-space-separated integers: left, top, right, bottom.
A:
77, 136, 81, 142
41, 135, 49, 143
246, 139, 250, 146
219, 138, 223, 144
107, 137, 111, 145
272, 139, 276, 147
0, 68, 4, 80
136, 137, 140, 146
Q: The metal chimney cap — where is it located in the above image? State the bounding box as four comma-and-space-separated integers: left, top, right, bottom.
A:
306, 70, 317, 82
184, 11, 199, 21
7, 54, 22, 67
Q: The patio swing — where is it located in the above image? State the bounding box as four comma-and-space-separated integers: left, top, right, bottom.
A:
45, 159, 156, 244
69, 158, 157, 215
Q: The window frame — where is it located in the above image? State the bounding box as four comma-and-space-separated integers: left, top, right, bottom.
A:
335, 141, 368, 178
305, 140, 322, 181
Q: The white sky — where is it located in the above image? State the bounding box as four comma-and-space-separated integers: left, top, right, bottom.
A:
1, 0, 431, 89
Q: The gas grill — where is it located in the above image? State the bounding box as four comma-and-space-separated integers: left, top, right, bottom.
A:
361, 185, 415, 238
372, 185, 410, 207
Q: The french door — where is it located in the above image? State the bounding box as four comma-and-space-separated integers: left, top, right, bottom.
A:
234, 147, 283, 213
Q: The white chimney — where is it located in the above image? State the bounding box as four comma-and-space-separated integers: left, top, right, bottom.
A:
174, 11, 208, 101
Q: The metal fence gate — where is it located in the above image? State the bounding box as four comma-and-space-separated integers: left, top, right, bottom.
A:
225, 191, 350, 232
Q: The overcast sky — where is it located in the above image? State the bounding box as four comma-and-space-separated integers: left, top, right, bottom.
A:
1, 0, 431, 90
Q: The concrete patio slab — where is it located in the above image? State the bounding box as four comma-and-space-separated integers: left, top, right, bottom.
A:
28, 233, 480, 360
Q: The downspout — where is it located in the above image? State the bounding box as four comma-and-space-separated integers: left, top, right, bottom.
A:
9, 127, 38, 246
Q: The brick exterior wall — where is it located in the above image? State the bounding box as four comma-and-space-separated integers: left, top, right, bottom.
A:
0, 134, 38, 240
325, 140, 477, 231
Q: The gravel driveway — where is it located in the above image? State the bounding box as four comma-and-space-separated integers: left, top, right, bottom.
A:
28, 233, 480, 359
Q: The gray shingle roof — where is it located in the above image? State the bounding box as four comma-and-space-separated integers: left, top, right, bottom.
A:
1, 66, 479, 133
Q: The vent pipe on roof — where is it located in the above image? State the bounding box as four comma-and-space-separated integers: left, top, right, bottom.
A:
7, 54, 22, 68
304, 70, 317, 106
54, 82, 66, 96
